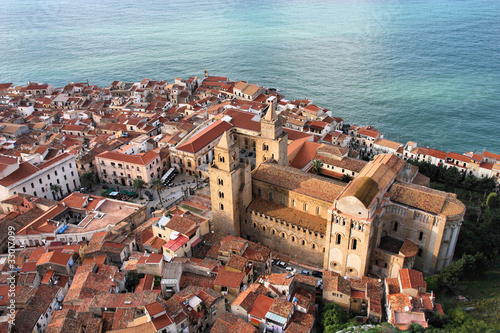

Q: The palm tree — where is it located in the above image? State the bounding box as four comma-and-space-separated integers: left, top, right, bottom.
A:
311, 159, 323, 175
132, 178, 146, 198
50, 184, 62, 200
80, 171, 98, 190
150, 178, 165, 205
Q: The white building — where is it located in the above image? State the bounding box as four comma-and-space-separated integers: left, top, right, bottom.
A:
0, 152, 81, 201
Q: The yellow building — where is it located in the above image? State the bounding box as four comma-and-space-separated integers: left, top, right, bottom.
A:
210, 107, 466, 278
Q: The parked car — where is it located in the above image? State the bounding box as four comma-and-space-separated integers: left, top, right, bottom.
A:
299, 270, 310, 276
144, 191, 152, 197
277, 261, 287, 268
312, 270, 323, 278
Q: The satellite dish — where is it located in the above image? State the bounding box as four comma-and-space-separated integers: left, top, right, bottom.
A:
404, 306, 409, 312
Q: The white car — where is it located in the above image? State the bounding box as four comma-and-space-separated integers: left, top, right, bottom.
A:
285, 267, 296, 274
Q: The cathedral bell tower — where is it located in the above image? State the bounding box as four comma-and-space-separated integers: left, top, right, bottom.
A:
256, 104, 288, 168
209, 130, 251, 236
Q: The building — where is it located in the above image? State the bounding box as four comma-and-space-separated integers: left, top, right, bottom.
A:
0, 152, 81, 201
210, 109, 465, 277
95, 150, 161, 186
14, 192, 147, 248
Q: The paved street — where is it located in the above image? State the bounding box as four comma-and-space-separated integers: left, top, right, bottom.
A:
83, 173, 199, 218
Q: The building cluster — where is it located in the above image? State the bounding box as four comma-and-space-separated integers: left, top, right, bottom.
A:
0, 73, 496, 332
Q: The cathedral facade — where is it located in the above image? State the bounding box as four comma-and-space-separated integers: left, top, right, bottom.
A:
210, 107, 465, 278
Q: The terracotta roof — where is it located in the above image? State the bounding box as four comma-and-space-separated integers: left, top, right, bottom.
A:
226, 255, 248, 272
248, 294, 274, 319
36, 250, 71, 266
166, 215, 197, 236
323, 274, 351, 295
232, 290, 258, 311
389, 182, 448, 215
252, 163, 345, 203
0, 161, 39, 187
399, 239, 419, 257
374, 138, 403, 150
96, 150, 158, 166
268, 273, 294, 287
177, 120, 232, 153
211, 312, 258, 333
268, 298, 294, 318
385, 277, 401, 295
214, 268, 245, 288
399, 268, 426, 290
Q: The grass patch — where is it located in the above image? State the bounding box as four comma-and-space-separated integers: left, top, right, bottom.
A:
437, 269, 500, 331
180, 204, 203, 215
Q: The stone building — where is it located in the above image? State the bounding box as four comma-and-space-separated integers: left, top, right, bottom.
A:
209, 107, 465, 278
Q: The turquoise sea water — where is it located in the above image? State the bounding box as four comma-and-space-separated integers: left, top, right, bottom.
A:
1, 0, 499, 153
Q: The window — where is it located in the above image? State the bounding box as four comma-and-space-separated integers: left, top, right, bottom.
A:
351, 238, 358, 250
316, 206, 320, 215
336, 234, 341, 245
394, 221, 398, 232
62, 166, 65, 172
303, 203, 308, 211
22, 187, 26, 193
419, 231, 424, 241
218, 178, 223, 186
269, 192, 273, 201
47, 174, 50, 180
54, 170, 58, 176
302, 240, 306, 246
281, 196, 285, 204
31, 183, 34, 188
292, 199, 296, 207
64, 175, 67, 180
418, 248, 423, 257
258, 189, 262, 197
33, 191, 37, 196
219, 203, 224, 210
39, 179, 42, 184
218, 191, 224, 198
291, 236, 296, 242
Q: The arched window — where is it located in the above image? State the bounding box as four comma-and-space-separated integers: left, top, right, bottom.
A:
263, 143, 269, 151
312, 243, 316, 249
281, 232, 286, 239
336, 234, 342, 245
291, 236, 296, 242
394, 221, 398, 232
292, 199, 296, 207
303, 203, 308, 211
262, 226, 267, 232
218, 191, 224, 198
351, 238, 358, 250
316, 207, 320, 215
218, 154, 225, 163
419, 231, 424, 241
272, 229, 276, 235
218, 178, 223, 186
219, 203, 224, 210
301, 239, 306, 246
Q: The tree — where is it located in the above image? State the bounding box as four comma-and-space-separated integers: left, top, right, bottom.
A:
132, 178, 146, 197
125, 271, 139, 292
341, 174, 352, 183
150, 177, 165, 205
321, 303, 350, 332
194, 174, 199, 187
50, 184, 63, 200
100, 189, 108, 197
443, 166, 461, 185
311, 159, 323, 175
80, 171, 98, 190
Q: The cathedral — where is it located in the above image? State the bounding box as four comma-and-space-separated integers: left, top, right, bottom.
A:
209, 106, 465, 278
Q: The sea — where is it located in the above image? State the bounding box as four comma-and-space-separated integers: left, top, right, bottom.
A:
1, 0, 499, 153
